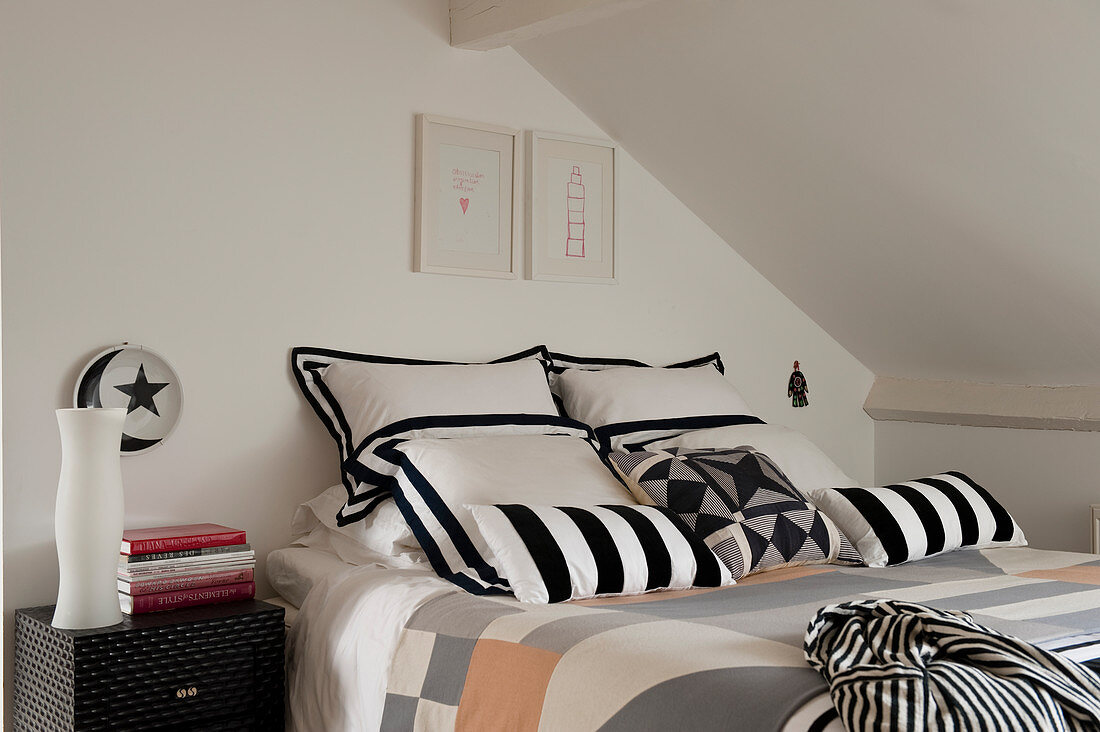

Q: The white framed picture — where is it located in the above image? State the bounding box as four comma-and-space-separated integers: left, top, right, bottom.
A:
414, 114, 520, 279
527, 131, 616, 284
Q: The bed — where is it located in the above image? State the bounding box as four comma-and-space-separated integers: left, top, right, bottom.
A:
277, 544, 1100, 731
278, 345, 1100, 731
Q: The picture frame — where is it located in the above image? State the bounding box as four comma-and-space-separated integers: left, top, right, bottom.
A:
414, 114, 520, 279
527, 131, 617, 284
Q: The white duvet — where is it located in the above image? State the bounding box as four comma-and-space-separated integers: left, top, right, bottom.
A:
286, 560, 451, 732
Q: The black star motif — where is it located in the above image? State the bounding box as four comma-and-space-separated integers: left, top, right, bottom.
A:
692, 451, 800, 507
114, 363, 170, 416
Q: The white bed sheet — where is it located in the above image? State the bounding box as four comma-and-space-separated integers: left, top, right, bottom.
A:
286, 561, 450, 732
268, 545, 357, 611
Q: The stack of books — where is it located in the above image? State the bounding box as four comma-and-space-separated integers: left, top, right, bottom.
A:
117, 523, 255, 615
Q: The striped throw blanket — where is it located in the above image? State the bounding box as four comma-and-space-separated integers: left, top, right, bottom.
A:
805, 600, 1100, 731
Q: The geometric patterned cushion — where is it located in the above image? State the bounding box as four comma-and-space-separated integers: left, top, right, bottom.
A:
608, 447, 862, 579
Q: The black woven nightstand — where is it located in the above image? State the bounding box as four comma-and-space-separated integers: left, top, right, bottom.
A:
13, 600, 284, 731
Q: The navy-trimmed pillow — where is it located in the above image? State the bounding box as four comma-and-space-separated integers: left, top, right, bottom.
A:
339, 414, 598, 526
554, 364, 761, 453
595, 415, 766, 455
546, 350, 724, 381
290, 345, 553, 509
387, 431, 635, 594
546, 351, 724, 411
609, 447, 862, 579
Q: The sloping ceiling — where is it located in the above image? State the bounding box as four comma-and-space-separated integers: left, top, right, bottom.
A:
515, 0, 1100, 385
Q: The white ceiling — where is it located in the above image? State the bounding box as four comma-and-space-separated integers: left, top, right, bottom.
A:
516, 0, 1100, 385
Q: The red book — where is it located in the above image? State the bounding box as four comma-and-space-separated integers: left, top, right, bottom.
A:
119, 567, 255, 596
118, 581, 256, 614
120, 523, 246, 555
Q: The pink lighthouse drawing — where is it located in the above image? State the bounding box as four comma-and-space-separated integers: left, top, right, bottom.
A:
566, 165, 586, 257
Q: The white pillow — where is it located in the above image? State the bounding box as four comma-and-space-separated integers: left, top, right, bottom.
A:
556, 367, 757, 451
558, 366, 753, 427
292, 524, 426, 569
267, 543, 356, 608
389, 434, 636, 594
546, 350, 724, 399
647, 423, 857, 492
341, 415, 598, 526
292, 485, 424, 565
323, 359, 557, 450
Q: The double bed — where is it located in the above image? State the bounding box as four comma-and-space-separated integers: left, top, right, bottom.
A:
272, 542, 1100, 731
273, 345, 1100, 731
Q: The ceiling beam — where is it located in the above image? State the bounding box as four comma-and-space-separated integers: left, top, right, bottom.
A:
864, 377, 1100, 431
450, 0, 662, 51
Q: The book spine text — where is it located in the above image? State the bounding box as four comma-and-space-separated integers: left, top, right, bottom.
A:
122, 543, 251, 563
123, 530, 246, 555
121, 568, 255, 595
122, 582, 256, 614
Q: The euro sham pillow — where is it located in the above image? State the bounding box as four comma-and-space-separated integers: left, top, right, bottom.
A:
608, 447, 862, 579
290, 345, 553, 499
644, 423, 858, 492
389, 433, 636, 594
555, 366, 761, 452
803, 472, 1027, 567
546, 350, 724, 399
468, 504, 733, 603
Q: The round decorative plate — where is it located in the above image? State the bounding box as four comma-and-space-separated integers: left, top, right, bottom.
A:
74, 344, 183, 455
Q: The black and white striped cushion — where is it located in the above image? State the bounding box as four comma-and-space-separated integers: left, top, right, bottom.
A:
805, 471, 1027, 567
468, 504, 733, 603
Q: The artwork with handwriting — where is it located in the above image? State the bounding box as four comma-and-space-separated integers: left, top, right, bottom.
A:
437, 143, 501, 254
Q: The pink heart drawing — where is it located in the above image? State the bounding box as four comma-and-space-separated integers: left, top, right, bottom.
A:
459, 197, 470, 214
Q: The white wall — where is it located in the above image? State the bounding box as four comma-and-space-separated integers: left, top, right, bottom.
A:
0, 0, 874, 716
876, 421, 1100, 554
516, 1, 1100, 387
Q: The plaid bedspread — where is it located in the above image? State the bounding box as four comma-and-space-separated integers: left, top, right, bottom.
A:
378, 548, 1100, 731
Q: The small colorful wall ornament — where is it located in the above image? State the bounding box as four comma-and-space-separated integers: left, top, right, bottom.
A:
788, 360, 809, 408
